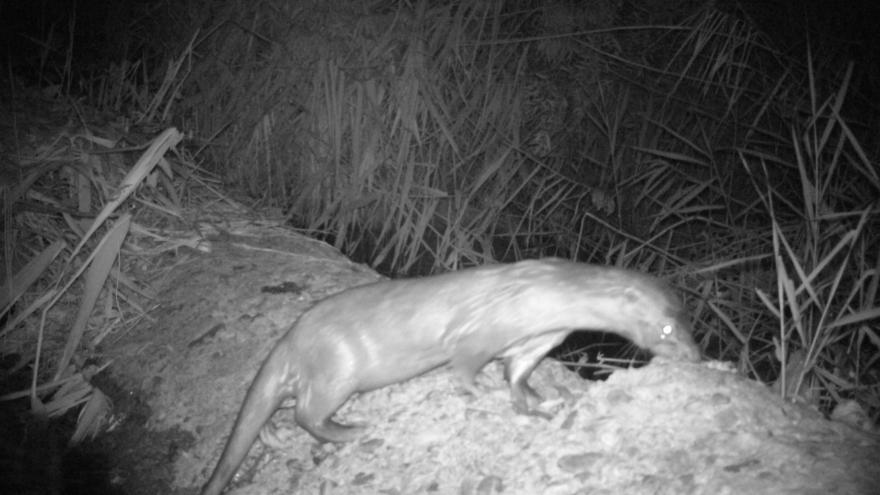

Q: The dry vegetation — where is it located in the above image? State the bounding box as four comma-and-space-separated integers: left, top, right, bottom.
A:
1, 0, 878, 449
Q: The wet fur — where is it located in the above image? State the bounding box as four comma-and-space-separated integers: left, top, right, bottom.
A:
200, 258, 700, 494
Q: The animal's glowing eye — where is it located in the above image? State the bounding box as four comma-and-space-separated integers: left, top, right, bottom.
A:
660, 324, 673, 339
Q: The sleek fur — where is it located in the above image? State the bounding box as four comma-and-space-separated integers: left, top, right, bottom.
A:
201, 258, 699, 494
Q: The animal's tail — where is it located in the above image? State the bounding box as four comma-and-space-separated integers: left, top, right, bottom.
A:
200, 344, 296, 495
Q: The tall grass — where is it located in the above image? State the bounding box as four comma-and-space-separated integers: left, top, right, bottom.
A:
745, 62, 879, 410
170, 0, 879, 414
3, 0, 878, 429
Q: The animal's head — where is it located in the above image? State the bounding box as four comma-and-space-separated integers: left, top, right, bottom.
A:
618, 282, 701, 363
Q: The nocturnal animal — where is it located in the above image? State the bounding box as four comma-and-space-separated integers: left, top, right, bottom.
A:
200, 258, 700, 494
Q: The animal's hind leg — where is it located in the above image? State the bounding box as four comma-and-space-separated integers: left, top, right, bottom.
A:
294, 387, 365, 443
